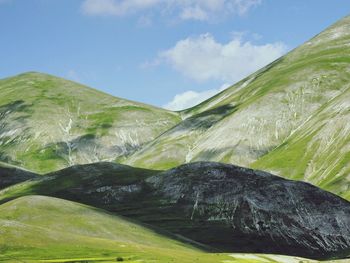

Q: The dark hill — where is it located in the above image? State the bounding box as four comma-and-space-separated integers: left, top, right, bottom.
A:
1, 162, 349, 259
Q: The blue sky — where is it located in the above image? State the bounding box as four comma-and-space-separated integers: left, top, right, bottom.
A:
1, 0, 350, 110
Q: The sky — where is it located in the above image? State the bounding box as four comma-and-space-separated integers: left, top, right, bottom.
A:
1, 0, 350, 110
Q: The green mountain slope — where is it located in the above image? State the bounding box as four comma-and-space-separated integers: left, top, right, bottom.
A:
124, 15, 350, 200
0, 72, 180, 173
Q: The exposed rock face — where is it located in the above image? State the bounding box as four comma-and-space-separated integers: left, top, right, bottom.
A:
0, 165, 38, 189
3, 162, 349, 259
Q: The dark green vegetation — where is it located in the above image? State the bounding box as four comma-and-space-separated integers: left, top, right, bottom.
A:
1, 162, 349, 260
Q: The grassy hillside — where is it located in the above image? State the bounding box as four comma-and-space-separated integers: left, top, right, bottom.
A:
0, 195, 321, 263
0, 195, 219, 262
124, 15, 350, 200
251, 89, 350, 200
0, 72, 180, 173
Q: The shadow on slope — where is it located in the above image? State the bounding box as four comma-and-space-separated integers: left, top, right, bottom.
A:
0, 162, 349, 260
0, 164, 38, 190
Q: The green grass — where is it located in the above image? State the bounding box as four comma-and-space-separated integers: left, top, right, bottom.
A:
252, 87, 350, 200
122, 16, 350, 200
0, 195, 208, 262
0, 72, 181, 173
0, 195, 326, 263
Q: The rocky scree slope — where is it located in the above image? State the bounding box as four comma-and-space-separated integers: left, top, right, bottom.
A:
0, 72, 180, 173
1, 162, 349, 260
124, 15, 350, 200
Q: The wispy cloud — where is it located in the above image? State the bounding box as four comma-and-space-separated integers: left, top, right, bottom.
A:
81, 0, 262, 21
164, 83, 230, 111
159, 33, 287, 83
81, 0, 161, 16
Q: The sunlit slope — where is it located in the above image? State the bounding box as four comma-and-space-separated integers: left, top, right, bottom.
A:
252, 89, 350, 200
0, 72, 180, 173
124, 16, 350, 199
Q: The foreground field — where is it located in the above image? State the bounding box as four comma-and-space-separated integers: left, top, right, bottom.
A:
0, 195, 339, 263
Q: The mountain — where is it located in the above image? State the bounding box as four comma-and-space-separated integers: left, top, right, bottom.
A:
1, 16, 349, 199
1, 15, 350, 263
1, 162, 349, 260
123, 15, 350, 200
0, 72, 180, 173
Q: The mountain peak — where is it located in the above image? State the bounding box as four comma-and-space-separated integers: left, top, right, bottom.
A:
0, 73, 181, 173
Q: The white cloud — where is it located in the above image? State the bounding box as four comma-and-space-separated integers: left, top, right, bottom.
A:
159, 33, 287, 83
180, 6, 208, 21
66, 70, 81, 82
81, 0, 261, 21
81, 0, 161, 16
233, 0, 261, 15
164, 83, 230, 111
160, 32, 286, 111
